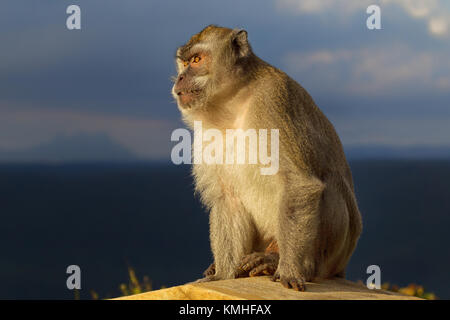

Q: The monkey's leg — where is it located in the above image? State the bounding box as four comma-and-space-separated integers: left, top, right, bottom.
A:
272, 179, 324, 291
236, 240, 279, 277
202, 203, 256, 281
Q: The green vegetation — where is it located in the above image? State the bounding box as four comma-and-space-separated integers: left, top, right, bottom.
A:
357, 280, 437, 299
382, 283, 437, 300
89, 266, 156, 300
118, 266, 153, 297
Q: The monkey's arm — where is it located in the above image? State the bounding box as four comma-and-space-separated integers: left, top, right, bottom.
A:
207, 201, 256, 280
274, 174, 325, 291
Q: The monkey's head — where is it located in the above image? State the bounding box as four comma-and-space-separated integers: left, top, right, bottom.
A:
172, 25, 253, 111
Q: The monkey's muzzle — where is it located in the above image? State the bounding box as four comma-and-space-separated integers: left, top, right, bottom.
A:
175, 89, 201, 108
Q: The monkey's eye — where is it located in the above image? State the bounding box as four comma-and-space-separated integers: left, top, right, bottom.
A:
192, 55, 201, 64
183, 61, 189, 67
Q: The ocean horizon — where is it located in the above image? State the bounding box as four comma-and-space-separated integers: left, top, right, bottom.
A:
0, 159, 449, 299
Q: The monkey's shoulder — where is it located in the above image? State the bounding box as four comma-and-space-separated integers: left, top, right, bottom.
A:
250, 65, 318, 116
247, 64, 351, 181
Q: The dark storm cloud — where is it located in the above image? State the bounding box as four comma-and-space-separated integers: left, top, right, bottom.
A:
0, 0, 449, 160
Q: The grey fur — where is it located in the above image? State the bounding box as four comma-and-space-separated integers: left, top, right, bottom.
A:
172, 25, 362, 290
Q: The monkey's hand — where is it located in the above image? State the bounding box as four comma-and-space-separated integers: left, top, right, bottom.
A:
271, 265, 306, 292
203, 263, 216, 277
237, 252, 279, 278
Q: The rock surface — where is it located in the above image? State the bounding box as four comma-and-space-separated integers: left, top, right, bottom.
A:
114, 276, 422, 300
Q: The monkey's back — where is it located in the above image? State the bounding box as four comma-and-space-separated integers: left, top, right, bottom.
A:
245, 62, 362, 277
249, 61, 355, 189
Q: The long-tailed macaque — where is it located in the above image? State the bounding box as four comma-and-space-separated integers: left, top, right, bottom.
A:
171, 25, 362, 291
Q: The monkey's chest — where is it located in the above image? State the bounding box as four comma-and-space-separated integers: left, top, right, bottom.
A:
196, 164, 282, 239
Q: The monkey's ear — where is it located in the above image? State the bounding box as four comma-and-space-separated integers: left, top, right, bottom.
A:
232, 29, 250, 58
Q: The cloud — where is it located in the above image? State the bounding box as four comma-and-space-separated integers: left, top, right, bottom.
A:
0, 25, 84, 74
283, 44, 450, 95
334, 115, 450, 147
276, 0, 367, 14
276, 0, 450, 38
435, 76, 450, 90
428, 16, 448, 36
0, 132, 137, 163
0, 105, 180, 160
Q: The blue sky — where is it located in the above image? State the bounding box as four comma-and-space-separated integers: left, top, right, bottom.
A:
0, 0, 449, 161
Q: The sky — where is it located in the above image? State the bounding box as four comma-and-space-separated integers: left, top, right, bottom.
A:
0, 0, 449, 161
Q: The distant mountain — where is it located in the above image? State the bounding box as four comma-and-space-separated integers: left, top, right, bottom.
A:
0, 133, 138, 163
2, 136, 450, 163
345, 145, 450, 160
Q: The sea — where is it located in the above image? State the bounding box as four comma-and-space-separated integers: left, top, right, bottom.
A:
0, 160, 449, 299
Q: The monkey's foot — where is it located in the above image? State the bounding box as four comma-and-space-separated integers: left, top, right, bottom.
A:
271, 270, 306, 292
193, 275, 218, 283
237, 252, 279, 278
203, 263, 216, 277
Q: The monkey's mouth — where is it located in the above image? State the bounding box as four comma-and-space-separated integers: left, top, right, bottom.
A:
177, 89, 202, 107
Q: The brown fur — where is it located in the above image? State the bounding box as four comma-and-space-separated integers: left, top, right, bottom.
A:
172, 25, 362, 290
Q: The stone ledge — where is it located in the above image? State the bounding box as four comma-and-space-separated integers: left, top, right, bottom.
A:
114, 276, 422, 300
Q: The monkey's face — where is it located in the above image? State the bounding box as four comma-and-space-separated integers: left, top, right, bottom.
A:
172, 50, 210, 110
172, 26, 251, 111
